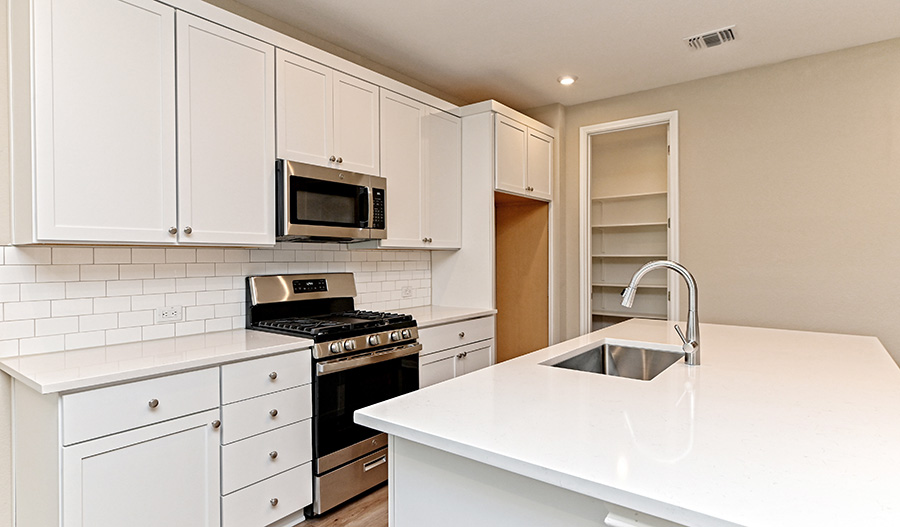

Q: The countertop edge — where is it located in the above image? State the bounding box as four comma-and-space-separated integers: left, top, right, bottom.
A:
0, 333, 314, 395
355, 411, 739, 527
400, 305, 497, 328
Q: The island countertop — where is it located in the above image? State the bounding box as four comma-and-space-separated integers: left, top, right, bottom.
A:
355, 319, 900, 526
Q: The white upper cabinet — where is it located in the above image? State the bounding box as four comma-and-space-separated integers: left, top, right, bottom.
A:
27, 0, 177, 244
277, 50, 380, 176
494, 114, 553, 201
379, 91, 460, 250
176, 13, 275, 246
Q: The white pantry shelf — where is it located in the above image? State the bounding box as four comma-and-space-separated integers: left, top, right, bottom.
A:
591, 310, 666, 320
592, 254, 667, 259
592, 282, 666, 289
592, 222, 667, 229
591, 190, 667, 202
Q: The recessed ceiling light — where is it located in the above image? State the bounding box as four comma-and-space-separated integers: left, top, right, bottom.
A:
558, 75, 578, 86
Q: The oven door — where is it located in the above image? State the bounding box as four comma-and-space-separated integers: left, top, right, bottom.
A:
313, 343, 420, 471
277, 159, 374, 240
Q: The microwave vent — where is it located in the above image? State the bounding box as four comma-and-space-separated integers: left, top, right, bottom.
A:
685, 26, 736, 50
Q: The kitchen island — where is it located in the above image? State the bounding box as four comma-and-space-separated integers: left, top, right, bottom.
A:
354, 319, 900, 526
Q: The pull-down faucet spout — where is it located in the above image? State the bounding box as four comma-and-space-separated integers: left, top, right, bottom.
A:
621, 260, 700, 366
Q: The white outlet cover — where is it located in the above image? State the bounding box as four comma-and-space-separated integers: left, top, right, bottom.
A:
155, 306, 183, 323
401, 286, 413, 298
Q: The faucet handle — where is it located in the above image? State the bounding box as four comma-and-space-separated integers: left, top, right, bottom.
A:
674, 324, 699, 355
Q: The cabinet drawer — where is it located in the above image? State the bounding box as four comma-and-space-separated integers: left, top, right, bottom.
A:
222, 419, 312, 495
62, 368, 219, 446
221, 349, 311, 404
222, 462, 312, 527
419, 316, 494, 356
221, 384, 312, 445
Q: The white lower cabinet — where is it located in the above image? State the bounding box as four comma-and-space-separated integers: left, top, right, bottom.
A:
418, 316, 495, 388
62, 409, 221, 527
12, 348, 313, 527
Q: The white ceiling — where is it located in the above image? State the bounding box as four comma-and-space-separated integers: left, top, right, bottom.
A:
234, 0, 900, 109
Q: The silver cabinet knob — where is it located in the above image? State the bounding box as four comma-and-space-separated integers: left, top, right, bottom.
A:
329, 155, 336, 162
269, 450, 278, 459
183, 226, 192, 234
336, 157, 342, 163
211, 420, 221, 429
270, 498, 279, 507
168, 226, 177, 235
428, 238, 433, 243
456, 353, 464, 359
269, 409, 278, 417
458, 331, 465, 338
422, 237, 428, 243
269, 371, 277, 380
148, 399, 159, 409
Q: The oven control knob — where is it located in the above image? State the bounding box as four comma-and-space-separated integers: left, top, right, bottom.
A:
401, 329, 412, 339
368, 335, 381, 346
329, 342, 342, 354
343, 340, 357, 351
389, 331, 401, 342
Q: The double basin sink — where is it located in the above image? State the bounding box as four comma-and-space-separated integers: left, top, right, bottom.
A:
545, 341, 684, 381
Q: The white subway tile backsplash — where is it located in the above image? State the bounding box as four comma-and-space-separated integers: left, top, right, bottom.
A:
80, 264, 119, 281
4, 247, 51, 265
52, 247, 93, 265
4, 301, 51, 321
132, 248, 166, 264
94, 296, 131, 314
131, 294, 166, 311
119, 264, 155, 280
66, 281, 106, 299
79, 313, 118, 332
0, 244, 430, 356
52, 299, 93, 317
0, 266, 36, 284
20, 283, 66, 301
65, 331, 105, 350
118, 310, 154, 328
94, 247, 132, 264
0, 320, 35, 340
20, 335, 65, 355
35, 316, 79, 336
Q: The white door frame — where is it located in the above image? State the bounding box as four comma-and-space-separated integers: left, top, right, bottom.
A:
578, 111, 680, 335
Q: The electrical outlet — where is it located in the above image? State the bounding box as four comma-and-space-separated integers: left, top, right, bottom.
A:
401, 286, 413, 298
155, 306, 183, 323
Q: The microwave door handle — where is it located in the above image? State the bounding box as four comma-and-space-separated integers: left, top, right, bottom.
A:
358, 186, 369, 228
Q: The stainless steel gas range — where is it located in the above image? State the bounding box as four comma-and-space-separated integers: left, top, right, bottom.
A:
246, 273, 420, 516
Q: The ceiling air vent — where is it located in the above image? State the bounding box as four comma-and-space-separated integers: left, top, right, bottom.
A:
685, 26, 736, 50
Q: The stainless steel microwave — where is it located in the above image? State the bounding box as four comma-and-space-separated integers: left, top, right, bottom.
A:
276, 159, 386, 242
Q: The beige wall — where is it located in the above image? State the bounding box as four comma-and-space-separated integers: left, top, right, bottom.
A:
560, 38, 900, 362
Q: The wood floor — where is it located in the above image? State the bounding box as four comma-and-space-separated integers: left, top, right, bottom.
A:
303, 485, 388, 527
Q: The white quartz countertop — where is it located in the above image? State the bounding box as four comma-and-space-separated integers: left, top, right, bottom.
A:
398, 305, 496, 328
355, 319, 900, 526
0, 329, 312, 394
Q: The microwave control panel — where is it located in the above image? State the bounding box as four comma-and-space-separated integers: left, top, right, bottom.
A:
372, 188, 385, 230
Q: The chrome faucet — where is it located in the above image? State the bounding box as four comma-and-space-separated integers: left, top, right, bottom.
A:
621, 260, 700, 366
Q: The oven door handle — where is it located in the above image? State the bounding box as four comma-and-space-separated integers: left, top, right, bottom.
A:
316, 343, 421, 376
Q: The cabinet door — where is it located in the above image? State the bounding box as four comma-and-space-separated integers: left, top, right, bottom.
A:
276, 49, 333, 166
494, 114, 528, 196
176, 13, 275, 246
423, 109, 462, 249
62, 409, 221, 527
420, 355, 457, 388
460, 343, 493, 376
333, 71, 380, 176
379, 91, 424, 248
527, 128, 553, 201
33, 0, 177, 244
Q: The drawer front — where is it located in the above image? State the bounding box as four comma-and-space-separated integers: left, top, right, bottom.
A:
221, 349, 311, 404
418, 316, 494, 356
62, 368, 219, 446
221, 419, 312, 495
221, 384, 312, 444
222, 462, 312, 527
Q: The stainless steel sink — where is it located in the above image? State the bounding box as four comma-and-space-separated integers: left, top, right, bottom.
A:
547, 343, 684, 381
